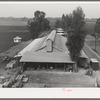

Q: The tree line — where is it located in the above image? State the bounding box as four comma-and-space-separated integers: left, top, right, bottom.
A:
27, 10, 50, 39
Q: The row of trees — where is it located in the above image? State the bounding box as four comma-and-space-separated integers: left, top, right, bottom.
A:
28, 10, 50, 39
55, 7, 86, 72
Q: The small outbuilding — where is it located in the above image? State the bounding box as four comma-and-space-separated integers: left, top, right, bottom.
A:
90, 58, 100, 70
56, 28, 67, 37
14, 36, 22, 43
56, 28, 64, 33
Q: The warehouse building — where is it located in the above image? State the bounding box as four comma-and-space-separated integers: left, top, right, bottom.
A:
15, 30, 88, 72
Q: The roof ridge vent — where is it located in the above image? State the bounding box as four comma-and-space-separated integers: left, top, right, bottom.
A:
46, 30, 56, 42
46, 30, 56, 52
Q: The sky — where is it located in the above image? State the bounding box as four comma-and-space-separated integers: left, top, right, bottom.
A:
0, 2, 100, 18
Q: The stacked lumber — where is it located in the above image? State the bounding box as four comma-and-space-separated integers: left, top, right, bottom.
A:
0, 76, 5, 84
11, 74, 28, 88
2, 65, 28, 88
4, 74, 28, 88
22, 77, 28, 83
2, 75, 16, 88
17, 75, 24, 81
2, 81, 10, 88
12, 80, 23, 88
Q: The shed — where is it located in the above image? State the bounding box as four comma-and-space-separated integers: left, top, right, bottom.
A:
56, 28, 66, 36
56, 28, 64, 33
14, 36, 22, 43
90, 58, 99, 70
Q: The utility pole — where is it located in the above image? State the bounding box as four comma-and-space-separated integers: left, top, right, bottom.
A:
94, 33, 98, 51
95, 34, 96, 51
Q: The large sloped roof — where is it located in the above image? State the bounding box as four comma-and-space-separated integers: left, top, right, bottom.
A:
20, 52, 74, 63
20, 30, 88, 63
31, 30, 69, 52
15, 36, 47, 57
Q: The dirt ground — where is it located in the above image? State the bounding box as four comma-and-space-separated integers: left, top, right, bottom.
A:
0, 59, 99, 88
23, 69, 97, 88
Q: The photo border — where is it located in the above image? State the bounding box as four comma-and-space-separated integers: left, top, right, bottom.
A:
0, 0, 100, 99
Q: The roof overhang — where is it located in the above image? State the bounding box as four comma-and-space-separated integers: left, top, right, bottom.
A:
20, 51, 75, 63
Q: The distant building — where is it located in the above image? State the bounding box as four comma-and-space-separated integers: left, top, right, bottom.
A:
14, 36, 22, 43
56, 28, 64, 33
56, 28, 67, 37
90, 58, 99, 70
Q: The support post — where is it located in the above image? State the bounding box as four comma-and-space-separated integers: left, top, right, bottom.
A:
38, 63, 40, 70
47, 63, 48, 71
95, 35, 96, 51
64, 64, 65, 72
15, 57, 19, 67
73, 63, 78, 72
55, 64, 57, 71
21, 62, 24, 72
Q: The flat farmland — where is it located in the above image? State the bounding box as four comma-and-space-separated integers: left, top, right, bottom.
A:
0, 19, 96, 54
85, 21, 96, 35
0, 25, 28, 31
0, 20, 27, 26
0, 25, 32, 53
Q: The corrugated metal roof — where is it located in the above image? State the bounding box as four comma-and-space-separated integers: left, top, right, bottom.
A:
32, 36, 48, 52
35, 30, 56, 51
53, 33, 68, 52
16, 38, 42, 57
20, 30, 88, 63
46, 30, 56, 41
90, 58, 99, 62
20, 51, 74, 63
14, 36, 22, 39
33, 31, 68, 52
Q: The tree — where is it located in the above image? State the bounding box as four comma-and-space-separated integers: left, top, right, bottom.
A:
61, 13, 73, 31
34, 10, 40, 18
66, 7, 86, 72
55, 19, 63, 28
61, 14, 66, 30
94, 18, 100, 36
94, 18, 100, 51
54, 13, 73, 31
28, 10, 50, 39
